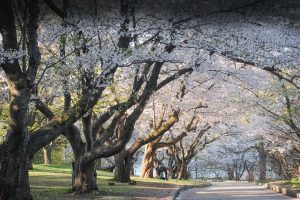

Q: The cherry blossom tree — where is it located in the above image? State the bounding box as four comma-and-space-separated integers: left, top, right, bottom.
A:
1, 0, 299, 198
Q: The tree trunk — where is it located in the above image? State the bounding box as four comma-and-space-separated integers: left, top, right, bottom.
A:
114, 149, 126, 182
114, 149, 132, 182
167, 157, 176, 179
153, 160, 161, 178
124, 155, 132, 182
43, 144, 52, 164
258, 142, 267, 183
162, 168, 168, 180
130, 158, 134, 176
0, 82, 32, 199
28, 159, 34, 170
167, 168, 174, 180
0, 1, 38, 197
0, 81, 32, 199
259, 154, 267, 182
177, 160, 187, 180
0, 146, 32, 200
227, 166, 235, 180
195, 165, 198, 179
248, 169, 255, 182
234, 164, 240, 181
72, 159, 98, 193
141, 144, 155, 178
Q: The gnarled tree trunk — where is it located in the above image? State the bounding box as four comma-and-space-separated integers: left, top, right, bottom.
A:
141, 144, 155, 178
0, 1, 41, 198
114, 149, 133, 182
114, 149, 131, 182
65, 125, 99, 193
72, 159, 98, 193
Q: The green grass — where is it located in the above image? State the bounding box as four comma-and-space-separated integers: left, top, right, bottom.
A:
29, 164, 206, 199
29, 165, 72, 199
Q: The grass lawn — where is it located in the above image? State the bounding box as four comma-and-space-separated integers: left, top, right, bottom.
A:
29, 164, 208, 200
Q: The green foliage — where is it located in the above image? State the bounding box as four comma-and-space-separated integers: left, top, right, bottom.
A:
33, 144, 67, 165
289, 178, 300, 188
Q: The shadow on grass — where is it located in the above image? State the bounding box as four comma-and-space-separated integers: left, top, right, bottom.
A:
30, 164, 201, 200
31, 164, 113, 177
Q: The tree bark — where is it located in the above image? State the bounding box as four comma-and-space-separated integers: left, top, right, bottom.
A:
114, 149, 132, 182
141, 144, 155, 178
0, 1, 40, 198
258, 142, 267, 183
64, 126, 98, 193
28, 159, 34, 170
0, 147, 32, 200
114, 149, 126, 182
130, 159, 134, 176
72, 159, 98, 193
154, 160, 161, 178
177, 160, 187, 180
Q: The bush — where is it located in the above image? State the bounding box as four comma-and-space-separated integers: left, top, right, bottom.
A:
290, 178, 300, 188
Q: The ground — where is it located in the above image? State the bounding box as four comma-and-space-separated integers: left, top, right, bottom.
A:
178, 181, 297, 200
29, 164, 206, 200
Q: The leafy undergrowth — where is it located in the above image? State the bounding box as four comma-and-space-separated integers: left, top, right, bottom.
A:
289, 178, 300, 189
271, 178, 300, 190
29, 164, 207, 200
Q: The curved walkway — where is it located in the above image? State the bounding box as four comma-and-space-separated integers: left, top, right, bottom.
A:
179, 182, 296, 200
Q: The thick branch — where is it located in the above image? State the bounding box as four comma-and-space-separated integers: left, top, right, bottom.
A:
156, 132, 187, 149
127, 112, 179, 156
0, 1, 23, 79
34, 99, 55, 119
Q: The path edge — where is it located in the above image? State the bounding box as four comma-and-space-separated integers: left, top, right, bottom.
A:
265, 182, 300, 199
173, 182, 211, 200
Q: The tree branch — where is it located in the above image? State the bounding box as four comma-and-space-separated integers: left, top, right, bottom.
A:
156, 132, 187, 149
127, 111, 179, 155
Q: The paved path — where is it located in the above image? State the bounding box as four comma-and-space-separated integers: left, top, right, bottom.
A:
179, 182, 297, 200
